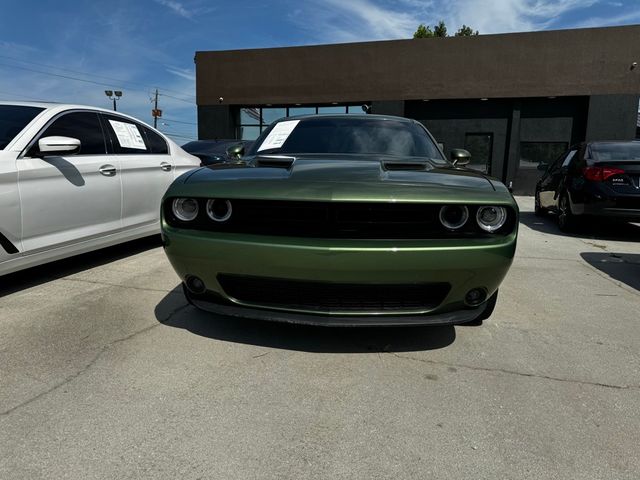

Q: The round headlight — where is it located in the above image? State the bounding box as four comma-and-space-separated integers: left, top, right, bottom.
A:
476, 206, 507, 232
439, 205, 469, 230
206, 199, 232, 222
172, 198, 199, 221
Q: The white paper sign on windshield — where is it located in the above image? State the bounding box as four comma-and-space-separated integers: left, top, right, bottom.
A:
257, 120, 300, 152
109, 120, 147, 150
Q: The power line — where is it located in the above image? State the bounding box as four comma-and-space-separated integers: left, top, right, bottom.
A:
161, 117, 198, 125
0, 54, 196, 99
0, 62, 196, 105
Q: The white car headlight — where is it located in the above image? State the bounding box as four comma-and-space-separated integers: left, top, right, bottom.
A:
206, 199, 232, 222
439, 205, 469, 230
172, 198, 199, 221
476, 206, 507, 232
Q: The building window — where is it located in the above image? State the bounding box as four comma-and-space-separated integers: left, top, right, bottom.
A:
520, 142, 568, 170
237, 104, 367, 140
464, 133, 493, 174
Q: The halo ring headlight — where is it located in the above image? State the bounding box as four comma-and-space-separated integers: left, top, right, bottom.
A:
172, 198, 199, 221
439, 205, 469, 230
476, 206, 507, 232
206, 199, 232, 222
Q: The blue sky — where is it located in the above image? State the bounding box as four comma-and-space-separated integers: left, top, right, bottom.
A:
1, 0, 639, 143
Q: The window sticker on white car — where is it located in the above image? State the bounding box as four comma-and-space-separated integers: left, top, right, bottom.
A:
109, 120, 147, 150
257, 120, 300, 152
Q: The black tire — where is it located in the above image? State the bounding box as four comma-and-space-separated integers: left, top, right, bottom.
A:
463, 290, 498, 326
557, 191, 577, 232
534, 191, 544, 217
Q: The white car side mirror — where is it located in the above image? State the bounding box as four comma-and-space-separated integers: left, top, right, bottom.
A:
37, 136, 81, 156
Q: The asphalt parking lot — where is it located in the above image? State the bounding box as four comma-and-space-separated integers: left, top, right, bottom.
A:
1, 196, 639, 479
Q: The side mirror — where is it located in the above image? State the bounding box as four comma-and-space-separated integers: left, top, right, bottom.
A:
537, 162, 549, 171
226, 143, 245, 160
450, 148, 471, 166
37, 136, 81, 157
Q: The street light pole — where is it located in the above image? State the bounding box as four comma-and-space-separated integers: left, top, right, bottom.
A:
104, 90, 123, 111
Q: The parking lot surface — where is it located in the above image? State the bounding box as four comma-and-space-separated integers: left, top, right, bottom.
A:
1, 197, 639, 479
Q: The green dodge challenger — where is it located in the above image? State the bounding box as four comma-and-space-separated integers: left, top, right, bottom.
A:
161, 115, 518, 326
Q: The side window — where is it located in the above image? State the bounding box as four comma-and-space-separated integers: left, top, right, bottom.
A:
101, 114, 150, 155
36, 111, 106, 155
142, 126, 169, 154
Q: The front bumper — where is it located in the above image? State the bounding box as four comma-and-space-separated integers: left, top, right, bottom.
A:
182, 284, 490, 326
162, 223, 517, 325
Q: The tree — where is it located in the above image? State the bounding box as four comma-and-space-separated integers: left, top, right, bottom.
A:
413, 23, 434, 38
413, 21, 479, 38
433, 20, 447, 37
455, 24, 479, 36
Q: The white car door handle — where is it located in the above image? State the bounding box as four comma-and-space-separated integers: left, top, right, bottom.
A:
160, 162, 172, 172
99, 165, 117, 177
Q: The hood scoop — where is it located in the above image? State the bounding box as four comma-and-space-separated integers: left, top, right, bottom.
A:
382, 160, 432, 172
254, 155, 296, 169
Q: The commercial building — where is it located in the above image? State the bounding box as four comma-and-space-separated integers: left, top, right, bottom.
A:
195, 25, 640, 194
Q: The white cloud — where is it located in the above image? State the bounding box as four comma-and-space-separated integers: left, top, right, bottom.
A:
567, 9, 640, 29
290, 0, 421, 42
166, 66, 196, 82
153, 0, 194, 19
293, 0, 603, 43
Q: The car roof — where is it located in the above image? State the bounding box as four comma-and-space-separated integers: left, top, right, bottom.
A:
0, 101, 149, 121
283, 114, 414, 122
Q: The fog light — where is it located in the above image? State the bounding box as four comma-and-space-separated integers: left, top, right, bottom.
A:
465, 288, 487, 306
185, 275, 206, 294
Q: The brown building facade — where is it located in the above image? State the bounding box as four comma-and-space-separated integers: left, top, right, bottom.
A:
195, 25, 640, 194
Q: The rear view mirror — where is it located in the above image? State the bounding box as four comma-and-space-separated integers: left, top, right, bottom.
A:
226, 143, 245, 160
37, 136, 81, 157
450, 148, 471, 166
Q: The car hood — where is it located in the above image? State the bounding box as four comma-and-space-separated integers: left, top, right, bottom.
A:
170, 154, 511, 204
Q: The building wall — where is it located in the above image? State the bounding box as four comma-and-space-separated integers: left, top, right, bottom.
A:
195, 25, 640, 106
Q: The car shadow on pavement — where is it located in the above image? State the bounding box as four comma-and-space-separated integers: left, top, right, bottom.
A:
580, 252, 640, 292
519, 211, 640, 241
0, 235, 162, 298
155, 286, 457, 353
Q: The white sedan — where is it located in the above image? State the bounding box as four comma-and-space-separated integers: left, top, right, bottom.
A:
0, 102, 201, 275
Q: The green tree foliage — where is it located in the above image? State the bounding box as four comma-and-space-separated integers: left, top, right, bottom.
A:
413, 21, 479, 38
433, 21, 447, 37
455, 24, 479, 36
413, 23, 434, 38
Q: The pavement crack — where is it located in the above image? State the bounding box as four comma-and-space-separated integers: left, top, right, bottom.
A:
389, 353, 638, 391
0, 322, 162, 418
60, 277, 174, 294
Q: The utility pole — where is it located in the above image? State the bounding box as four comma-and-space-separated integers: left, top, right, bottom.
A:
152, 89, 162, 128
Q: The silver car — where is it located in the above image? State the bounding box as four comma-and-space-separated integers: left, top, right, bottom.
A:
0, 102, 200, 275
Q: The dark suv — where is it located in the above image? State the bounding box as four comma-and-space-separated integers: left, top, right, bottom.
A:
535, 141, 640, 231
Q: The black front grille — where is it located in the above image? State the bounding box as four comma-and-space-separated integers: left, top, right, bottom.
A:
217, 274, 451, 312
164, 199, 516, 239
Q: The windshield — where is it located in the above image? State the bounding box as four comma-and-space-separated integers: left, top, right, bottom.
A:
248, 116, 446, 163
0, 105, 44, 150
591, 142, 640, 161
183, 140, 251, 154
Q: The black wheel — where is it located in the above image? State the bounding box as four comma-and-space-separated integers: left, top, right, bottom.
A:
463, 290, 498, 326
534, 191, 544, 216
557, 191, 577, 232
